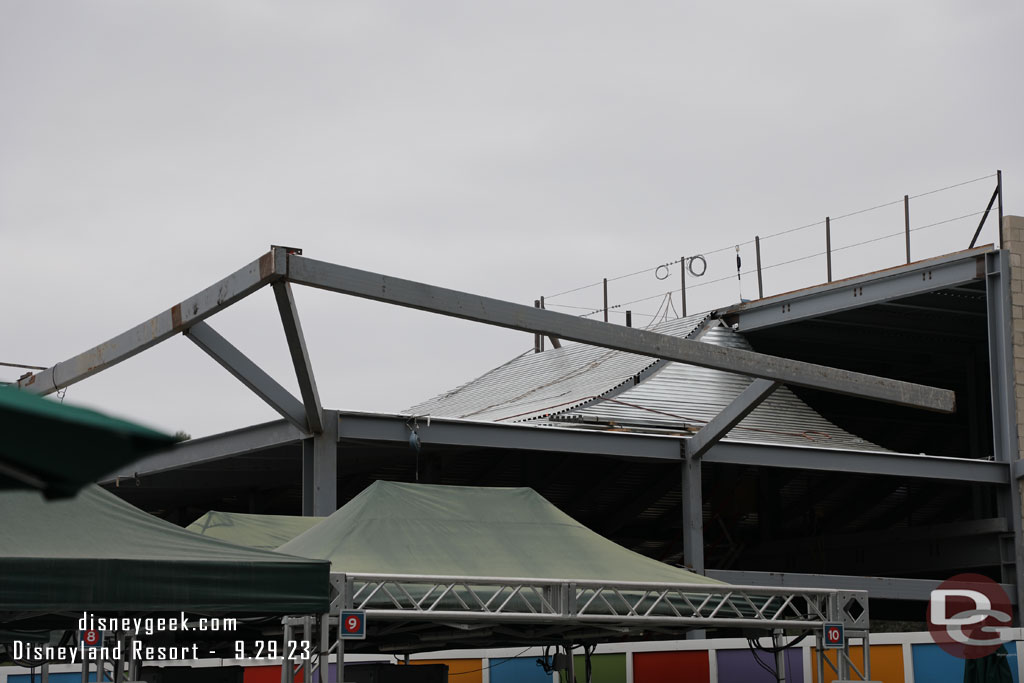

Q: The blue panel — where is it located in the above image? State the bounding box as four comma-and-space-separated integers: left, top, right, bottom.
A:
912, 643, 966, 683
912, 642, 1020, 683
489, 656, 552, 683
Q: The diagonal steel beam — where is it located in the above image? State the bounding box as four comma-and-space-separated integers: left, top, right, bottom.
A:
17, 249, 286, 395
286, 255, 955, 412
273, 281, 323, 434
185, 321, 309, 433
685, 378, 779, 460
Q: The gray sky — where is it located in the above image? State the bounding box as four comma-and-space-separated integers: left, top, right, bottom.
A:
2, 1, 1022, 437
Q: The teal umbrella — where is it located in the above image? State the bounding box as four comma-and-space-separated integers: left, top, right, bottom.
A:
0, 385, 175, 499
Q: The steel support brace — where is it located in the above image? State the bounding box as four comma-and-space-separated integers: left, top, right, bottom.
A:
18, 249, 286, 395
286, 255, 954, 412
686, 378, 779, 459
303, 410, 338, 516
274, 281, 324, 434
985, 249, 1024, 615
185, 321, 310, 433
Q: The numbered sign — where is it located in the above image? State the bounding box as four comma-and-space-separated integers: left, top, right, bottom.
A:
80, 629, 103, 648
823, 622, 844, 649
340, 610, 366, 640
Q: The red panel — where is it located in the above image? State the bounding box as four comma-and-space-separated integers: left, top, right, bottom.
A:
634, 651, 710, 683
243, 665, 302, 683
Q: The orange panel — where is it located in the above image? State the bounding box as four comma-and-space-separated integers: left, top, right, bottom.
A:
811, 644, 904, 683
243, 665, 302, 683
409, 658, 484, 683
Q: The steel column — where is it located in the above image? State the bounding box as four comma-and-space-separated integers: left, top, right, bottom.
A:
185, 321, 309, 432
274, 281, 324, 434
985, 249, 1024, 615
682, 445, 704, 574
286, 255, 955, 412
303, 410, 338, 516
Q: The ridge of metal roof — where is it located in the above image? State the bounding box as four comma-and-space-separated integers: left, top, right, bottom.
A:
403, 311, 713, 422
549, 324, 890, 452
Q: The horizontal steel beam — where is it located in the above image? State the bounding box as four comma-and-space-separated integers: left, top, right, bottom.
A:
100, 419, 306, 482
338, 412, 681, 461
18, 250, 286, 395
706, 569, 1017, 604
723, 248, 988, 332
185, 321, 310, 433
705, 441, 1007, 484
287, 255, 955, 412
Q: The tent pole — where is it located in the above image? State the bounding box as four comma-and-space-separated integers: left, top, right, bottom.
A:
304, 616, 313, 683
281, 620, 292, 683
319, 614, 330, 683
336, 632, 345, 683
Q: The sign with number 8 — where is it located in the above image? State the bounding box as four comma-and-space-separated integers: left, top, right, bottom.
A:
340, 610, 366, 640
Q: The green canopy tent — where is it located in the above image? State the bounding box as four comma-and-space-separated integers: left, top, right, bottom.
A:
0, 385, 176, 499
187, 510, 325, 550
0, 485, 329, 618
279, 480, 722, 584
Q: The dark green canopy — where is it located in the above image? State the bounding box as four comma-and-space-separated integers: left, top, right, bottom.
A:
0, 385, 176, 498
0, 485, 329, 616
279, 481, 721, 584
187, 511, 325, 550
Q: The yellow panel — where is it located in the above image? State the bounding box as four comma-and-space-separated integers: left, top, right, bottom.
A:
410, 658, 484, 683
812, 644, 904, 683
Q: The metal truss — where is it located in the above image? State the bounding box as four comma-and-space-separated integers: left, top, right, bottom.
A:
328, 573, 866, 632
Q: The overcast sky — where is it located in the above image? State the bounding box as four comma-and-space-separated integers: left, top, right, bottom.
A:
2, 1, 1022, 438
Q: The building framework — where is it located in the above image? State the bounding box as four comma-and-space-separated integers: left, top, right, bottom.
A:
19, 217, 1024, 626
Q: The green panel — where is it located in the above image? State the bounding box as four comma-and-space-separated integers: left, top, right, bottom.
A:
572, 653, 627, 683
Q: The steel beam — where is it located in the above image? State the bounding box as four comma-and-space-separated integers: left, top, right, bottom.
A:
287, 255, 955, 413
706, 570, 1017, 604
100, 419, 305, 482
303, 410, 338, 516
985, 248, 1024, 614
337, 412, 682, 461
723, 248, 988, 333
18, 249, 285, 395
685, 378, 779, 459
273, 281, 324, 434
186, 321, 309, 433
705, 441, 1007, 484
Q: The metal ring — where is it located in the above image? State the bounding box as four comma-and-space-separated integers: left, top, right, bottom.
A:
654, 264, 671, 281
687, 255, 707, 277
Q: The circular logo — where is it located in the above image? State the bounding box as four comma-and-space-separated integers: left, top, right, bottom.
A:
82, 630, 100, 646
927, 573, 1012, 659
344, 615, 362, 634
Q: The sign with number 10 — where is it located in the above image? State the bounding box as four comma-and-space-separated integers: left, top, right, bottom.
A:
340, 610, 366, 640
823, 622, 844, 649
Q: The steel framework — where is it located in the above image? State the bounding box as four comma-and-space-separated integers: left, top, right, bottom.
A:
19, 241, 1024, 624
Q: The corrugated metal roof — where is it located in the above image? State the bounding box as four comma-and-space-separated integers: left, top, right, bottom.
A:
406, 314, 887, 453
550, 323, 889, 452
404, 312, 712, 422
